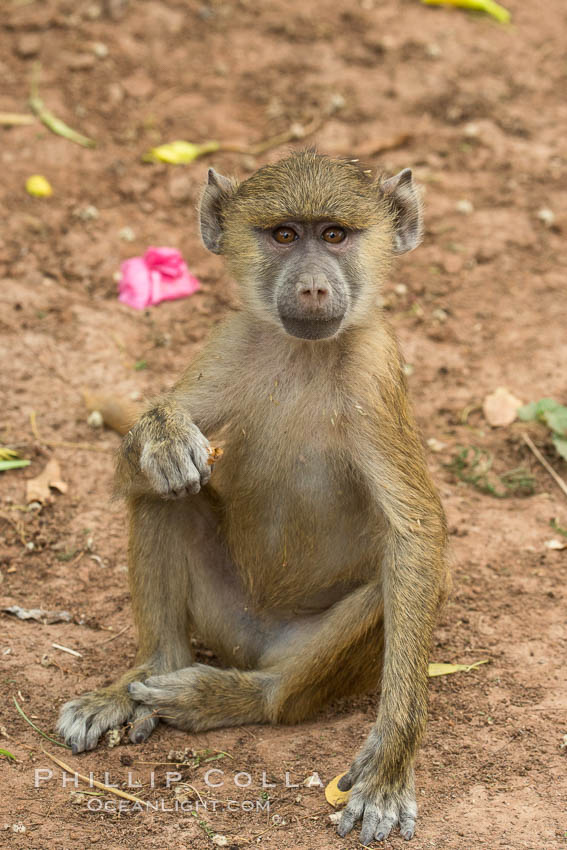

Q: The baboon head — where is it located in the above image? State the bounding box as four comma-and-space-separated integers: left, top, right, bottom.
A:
199, 151, 422, 340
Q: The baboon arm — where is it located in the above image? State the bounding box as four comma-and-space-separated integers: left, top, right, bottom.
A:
345, 380, 447, 791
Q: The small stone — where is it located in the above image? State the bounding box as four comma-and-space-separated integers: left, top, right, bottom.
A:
394, 283, 408, 295
87, 410, 104, 429
12, 824, 26, 834
75, 205, 99, 221
463, 122, 480, 139
67, 53, 96, 71
16, 34, 41, 58
432, 308, 448, 323
86, 4, 102, 20
119, 226, 136, 242
455, 199, 474, 215
93, 42, 109, 58
536, 207, 555, 227
212, 837, 229, 847
106, 728, 121, 748
425, 43, 442, 58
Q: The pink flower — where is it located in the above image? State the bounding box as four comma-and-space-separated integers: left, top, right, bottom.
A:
118, 246, 201, 310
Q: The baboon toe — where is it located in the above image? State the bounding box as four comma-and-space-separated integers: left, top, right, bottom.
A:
57, 688, 157, 752
128, 704, 159, 744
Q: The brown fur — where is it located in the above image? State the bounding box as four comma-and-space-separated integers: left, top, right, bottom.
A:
58, 152, 448, 843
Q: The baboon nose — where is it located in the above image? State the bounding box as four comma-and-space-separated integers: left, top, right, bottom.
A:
297, 273, 330, 310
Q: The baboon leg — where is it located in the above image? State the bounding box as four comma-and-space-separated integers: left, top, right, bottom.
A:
58, 496, 201, 752
128, 583, 384, 731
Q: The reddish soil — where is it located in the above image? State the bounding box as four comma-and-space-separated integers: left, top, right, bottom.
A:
1, 1, 566, 848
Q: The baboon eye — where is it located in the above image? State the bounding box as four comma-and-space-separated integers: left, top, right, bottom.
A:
322, 226, 346, 244
273, 226, 298, 244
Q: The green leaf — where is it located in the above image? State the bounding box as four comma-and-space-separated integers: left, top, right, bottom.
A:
0, 459, 31, 471
544, 406, 567, 437
517, 398, 561, 422
552, 434, 567, 461
0, 748, 16, 761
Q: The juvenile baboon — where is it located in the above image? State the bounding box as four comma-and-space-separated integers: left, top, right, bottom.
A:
58, 152, 448, 843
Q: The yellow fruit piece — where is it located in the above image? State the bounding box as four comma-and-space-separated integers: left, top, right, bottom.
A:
428, 659, 488, 677
421, 0, 510, 24
143, 140, 220, 164
325, 772, 351, 807
25, 175, 53, 197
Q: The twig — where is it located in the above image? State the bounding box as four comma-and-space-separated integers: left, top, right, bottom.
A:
13, 696, 70, 748
29, 410, 41, 442
29, 410, 111, 453
522, 432, 567, 499
42, 749, 147, 804
52, 643, 82, 658
100, 624, 131, 645
221, 101, 343, 158
182, 783, 206, 806
29, 63, 96, 149
0, 112, 36, 126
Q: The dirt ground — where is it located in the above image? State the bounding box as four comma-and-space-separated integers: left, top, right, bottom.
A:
1, 0, 566, 848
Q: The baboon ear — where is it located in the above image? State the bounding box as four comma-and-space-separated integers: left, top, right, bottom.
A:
380, 168, 423, 254
199, 168, 235, 255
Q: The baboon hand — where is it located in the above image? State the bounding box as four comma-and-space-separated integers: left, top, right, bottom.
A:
337, 765, 417, 843
139, 422, 212, 498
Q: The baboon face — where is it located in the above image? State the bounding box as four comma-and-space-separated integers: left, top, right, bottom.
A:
199, 152, 423, 340
253, 219, 361, 340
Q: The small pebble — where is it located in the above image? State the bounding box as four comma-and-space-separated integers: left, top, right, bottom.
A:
119, 226, 136, 242
67, 53, 96, 71
455, 199, 474, 215
76, 205, 99, 221
394, 283, 408, 296
16, 34, 41, 58
432, 308, 448, 323
425, 43, 442, 58
106, 728, 121, 748
87, 410, 104, 429
536, 208, 555, 227
93, 42, 109, 58
463, 122, 480, 139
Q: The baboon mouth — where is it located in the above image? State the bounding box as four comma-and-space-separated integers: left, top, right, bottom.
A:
279, 314, 344, 340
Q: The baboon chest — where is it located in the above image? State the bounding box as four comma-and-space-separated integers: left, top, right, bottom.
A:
208, 384, 374, 588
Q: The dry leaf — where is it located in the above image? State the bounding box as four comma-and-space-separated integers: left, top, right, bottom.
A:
544, 538, 567, 551
427, 437, 447, 453
325, 772, 350, 808
3, 605, 72, 624
482, 387, 523, 428
26, 458, 68, 504
428, 659, 488, 677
